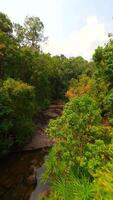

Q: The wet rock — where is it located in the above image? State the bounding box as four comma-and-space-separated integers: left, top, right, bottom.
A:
29, 165, 37, 176
26, 175, 37, 185
27, 164, 37, 185
31, 159, 37, 165
30, 165, 37, 173
29, 166, 50, 200
44, 111, 59, 118
24, 102, 64, 151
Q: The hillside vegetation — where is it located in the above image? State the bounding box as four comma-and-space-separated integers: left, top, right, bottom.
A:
41, 39, 113, 199
1, 11, 113, 199
0, 12, 90, 154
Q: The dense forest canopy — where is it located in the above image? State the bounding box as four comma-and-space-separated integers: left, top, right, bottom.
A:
0, 12, 90, 154
1, 11, 113, 199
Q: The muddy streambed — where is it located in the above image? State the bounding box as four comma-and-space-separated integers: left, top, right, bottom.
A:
0, 148, 49, 200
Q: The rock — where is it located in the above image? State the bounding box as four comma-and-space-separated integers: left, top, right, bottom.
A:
29, 165, 37, 175
26, 175, 37, 185
44, 111, 59, 118
23, 102, 63, 151
29, 166, 50, 200
30, 165, 37, 172
27, 164, 38, 185
31, 159, 37, 165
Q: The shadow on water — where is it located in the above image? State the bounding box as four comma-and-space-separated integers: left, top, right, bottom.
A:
0, 101, 64, 200
0, 148, 49, 200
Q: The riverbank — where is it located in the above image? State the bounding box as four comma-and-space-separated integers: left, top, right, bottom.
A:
0, 101, 64, 200
24, 100, 63, 151
0, 148, 48, 200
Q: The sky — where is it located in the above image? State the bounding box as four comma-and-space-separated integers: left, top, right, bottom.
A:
0, 0, 113, 60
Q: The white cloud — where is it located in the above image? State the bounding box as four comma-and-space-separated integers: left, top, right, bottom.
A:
42, 16, 108, 60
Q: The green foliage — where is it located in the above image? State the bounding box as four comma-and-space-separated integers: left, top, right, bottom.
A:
93, 46, 104, 66
0, 10, 113, 200
106, 88, 113, 116
64, 95, 101, 133
49, 55, 89, 100
0, 12, 13, 34
14, 16, 44, 49
44, 95, 102, 180
0, 78, 36, 155
2, 11, 113, 199
92, 78, 109, 113
30, 53, 52, 109
0, 88, 13, 154
3, 78, 36, 145
93, 40, 113, 88
92, 169, 113, 200
0, 12, 91, 107
82, 140, 113, 173
43, 94, 113, 199
0, 12, 92, 156
66, 75, 109, 114
40, 173, 92, 200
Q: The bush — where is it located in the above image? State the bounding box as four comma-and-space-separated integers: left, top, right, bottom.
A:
3, 78, 36, 145
0, 88, 13, 154
92, 169, 113, 200
0, 78, 36, 155
66, 75, 109, 114
44, 95, 102, 179
65, 75, 95, 99
43, 94, 113, 199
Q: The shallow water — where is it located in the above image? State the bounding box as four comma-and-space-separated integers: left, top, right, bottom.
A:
0, 148, 48, 200
30, 165, 50, 200
0, 102, 64, 200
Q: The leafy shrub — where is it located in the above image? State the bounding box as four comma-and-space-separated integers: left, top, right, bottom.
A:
92, 169, 113, 200
82, 140, 113, 174
0, 88, 13, 154
65, 75, 95, 99
43, 94, 113, 199
66, 75, 109, 114
106, 88, 113, 117
0, 78, 36, 153
44, 95, 102, 179
3, 78, 36, 145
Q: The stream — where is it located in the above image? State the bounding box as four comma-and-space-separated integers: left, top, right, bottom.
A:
0, 149, 48, 200
0, 101, 63, 200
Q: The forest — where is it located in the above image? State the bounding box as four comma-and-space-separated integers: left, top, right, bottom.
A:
1, 11, 113, 199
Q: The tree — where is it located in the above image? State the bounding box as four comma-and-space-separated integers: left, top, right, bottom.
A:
0, 12, 18, 78
14, 16, 44, 49
0, 88, 13, 154
0, 12, 13, 34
